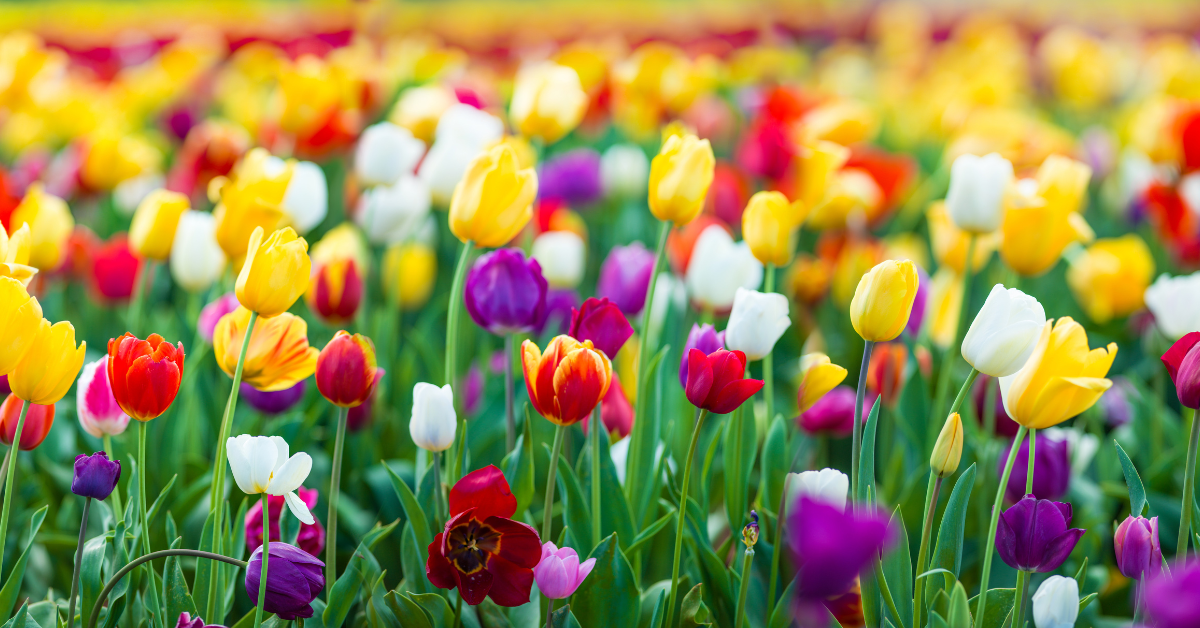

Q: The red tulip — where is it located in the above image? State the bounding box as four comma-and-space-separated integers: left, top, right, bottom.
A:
306, 260, 364, 326
90, 234, 141, 303
315, 331, 379, 408
107, 333, 185, 421
684, 348, 763, 414
1162, 331, 1200, 409
568, 297, 633, 359
0, 393, 54, 450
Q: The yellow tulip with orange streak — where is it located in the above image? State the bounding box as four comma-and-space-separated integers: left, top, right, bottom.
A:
212, 306, 318, 392
1000, 317, 1116, 430
522, 335, 613, 427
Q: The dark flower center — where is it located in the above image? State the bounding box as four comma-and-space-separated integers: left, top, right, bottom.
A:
445, 519, 501, 575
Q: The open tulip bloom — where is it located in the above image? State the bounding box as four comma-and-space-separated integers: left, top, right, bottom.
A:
226, 435, 315, 525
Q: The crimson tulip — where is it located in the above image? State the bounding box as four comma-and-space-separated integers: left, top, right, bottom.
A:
683, 348, 763, 414
568, 297, 633, 359
107, 333, 185, 421
315, 331, 379, 408
0, 394, 53, 450
1162, 331, 1200, 409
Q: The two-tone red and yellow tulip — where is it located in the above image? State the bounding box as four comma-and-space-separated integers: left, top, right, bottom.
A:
742, 190, 801, 266
236, 226, 311, 318
8, 319, 85, 406
849, 259, 920, 342
1000, 317, 1117, 429
129, 189, 189, 261
648, 133, 715, 226
522, 335, 613, 426
9, 184, 73, 271
449, 145, 538, 248
106, 333, 185, 421
315, 331, 379, 408
0, 277, 42, 375
213, 307, 318, 392
306, 224, 369, 325
0, 224, 35, 286
797, 353, 848, 413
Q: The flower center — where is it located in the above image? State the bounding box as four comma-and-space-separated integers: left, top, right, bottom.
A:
445, 519, 501, 575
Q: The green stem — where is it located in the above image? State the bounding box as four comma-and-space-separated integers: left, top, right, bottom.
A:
253, 494, 270, 628
138, 422, 151, 557
87, 549, 247, 628
453, 592, 463, 628
542, 425, 567, 540
68, 497, 91, 628
505, 334, 515, 454
875, 559, 905, 628
733, 548, 754, 628
949, 369, 979, 418
445, 241, 473, 483
0, 400, 29, 575
326, 406, 348, 596
1026, 429, 1036, 495
1179, 407, 1199, 557
763, 262, 776, 424
1012, 570, 1030, 628
663, 408, 710, 628
591, 406, 602, 550
974, 426, 1028, 628
432, 451, 445, 528
931, 235, 977, 448
851, 341, 874, 496
102, 434, 123, 522
127, 260, 156, 334
912, 474, 942, 628
545, 598, 555, 628
625, 220, 671, 506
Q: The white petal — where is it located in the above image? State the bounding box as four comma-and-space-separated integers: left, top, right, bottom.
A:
268, 453, 312, 496
226, 436, 256, 495
268, 436, 290, 472
285, 491, 316, 525
246, 437, 279, 493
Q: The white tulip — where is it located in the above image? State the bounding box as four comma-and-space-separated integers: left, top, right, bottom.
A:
282, 161, 328, 234
355, 122, 426, 187
226, 435, 315, 524
961, 284, 1047, 377
600, 144, 649, 199
531, 231, 586, 289
113, 173, 166, 217
786, 468, 849, 512
945, 153, 1013, 233
685, 225, 763, 312
410, 383, 457, 452
434, 103, 505, 146
1144, 271, 1200, 339
1032, 575, 1079, 628
419, 105, 505, 204
170, 210, 227, 293
724, 288, 791, 361
355, 174, 432, 245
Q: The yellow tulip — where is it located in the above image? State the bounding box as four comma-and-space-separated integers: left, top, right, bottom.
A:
129, 189, 189, 261
798, 100, 878, 146
849, 259, 919, 342
236, 226, 311, 318
648, 133, 715, 226
805, 168, 883, 231
927, 267, 964, 349
449, 145, 537, 248
509, 62, 588, 144
1000, 155, 1094, 277
1001, 317, 1116, 429
831, 239, 885, 310
930, 413, 963, 478
742, 191, 797, 266
486, 135, 539, 170
382, 242, 437, 311
80, 130, 163, 191
8, 319, 85, 405
213, 306, 317, 392
213, 148, 292, 263
388, 84, 454, 144
0, 223, 36, 286
615, 336, 640, 405
9, 184, 73, 271
797, 353, 848, 413
0, 277, 42, 375
926, 201, 998, 274
1066, 235, 1155, 324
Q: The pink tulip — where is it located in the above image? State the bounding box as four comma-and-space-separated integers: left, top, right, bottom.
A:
76, 357, 131, 438
533, 542, 596, 599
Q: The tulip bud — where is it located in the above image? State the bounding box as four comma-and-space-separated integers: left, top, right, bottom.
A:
243, 543, 324, 620
684, 348, 763, 414
71, 451, 121, 500
531, 231, 586, 289
315, 332, 379, 408
306, 259, 363, 326
0, 393, 54, 450
849, 260, 919, 342
1031, 576, 1079, 628
648, 133, 715, 226
89, 235, 140, 303
679, 323, 725, 387
1144, 271, 1200, 340
930, 413, 963, 478
685, 225, 763, 313
742, 191, 798, 267
1162, 332, 1200, 409
533, 542, 596, 600
409, 383, 456, 452
129, 189, 189, 261
945, 153, 1013, 234
10, 319, 86, 406
382, 242, 437, 311
568, 297, 634, 359
796, 353, 848, 413
742, 510, 760, 547
996, 495, 1084, 572
961, 284, 1046, 378
170, 210, 227, 294
725, 288, 791, 362
354, 122, 425, 187
236, 226, 312, 318
1114, 515, 1162, 580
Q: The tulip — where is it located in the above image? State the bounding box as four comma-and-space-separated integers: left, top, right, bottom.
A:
648, 133, 715, 226
107, 333, 185, 421
390, 85, 455, 142
244, 543, 324, 619
213, 308, 318, 392
226, 435, 315, 524
1143, 271, 1200, 339
463, 248, 547, 335
510, 62, 588, 144
926, 202, 999, 275
667, 216, 726, 276
1066, 235, 1154, 323
236, 226, 311, 318
448, 145, 537, 247
679, 323, 725, 387
1031, 576, 1079, 628
346, 370, 385, 431
797, 353, 848, 413
866, 343, 907, 407
354, 122, 425, 187
849, 259, 919, 342
212, 149, 291, 263
1114, 515, 1161, 580
742, 191, 799, 267
601, 144, 650, 199
89, 235, 141, 303
999, 430, 1071, 502
995, 495, 1084, 572
945, 153, 1013, 233
787, 496, 893, 600
568, 297, 634, 359
175, 613, 223, 628
798, 386, 871, 437
522, 335, 613, 426
129, 189, 189, 261
684, 349, 764, 415
530, 230, 586, 289
241, 381, 307, 416
9, 184, 73, 270
539, 149, 603, 207
725, 288, 791, 361
536, 289, 580, 337
71, 452, 121, 500
930, 413, 964, 478
1099, 377, 1135, 428
355, 175, 432, 246
198, 293, 239, 344
534, 542, 596, 600
0, 394, 53, 450
0, 223, 35, 286
9, 319, 85, 405
962, 284, 1048, 378
1163, 332, 1200, 408
596, 242, 655, 316
246, 487, 325, 557
409, 383, 457, 452
306, 259, 363, 326
170, 210, 227, 293
1143, 560, 1200, 628
1000, 156, 1095, 277
0, 277, 43, 375
999, 317, 1116, 429
314, 332, 378, 408
786, 468, 849, 512
76, 357, 130, 438
585, 372, 634, 439
685, 225, 763, 313
418, 105, 506, 204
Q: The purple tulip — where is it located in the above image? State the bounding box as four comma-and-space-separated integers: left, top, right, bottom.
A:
71, 451, 121, 500
175, 613, 224, 628
679, 323, 725, 387
198, 293, 239, 344
464, 248, 548, 336
999, 431, 1071, 503
995, 495, 1084, 573
1099, 377, 1136, 428
1144, 559, 1200, 628
787, 495, 893, 600
535, 289, 579, 337
797, 386, 872, 437
241, 380, 307, 416
569, 297, 634, 359
596, 242, 656, 316
462, 363, 484, 416
1113, 515, 1161, 580
347, 370, 385, 432
244, 542, 325, 620
538, 149, 603, 207
906, 266, 929, 337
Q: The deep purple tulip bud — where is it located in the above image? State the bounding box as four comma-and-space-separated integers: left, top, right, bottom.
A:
906, 266, 929, 337
999, 431, 1071, 503
679, 323, 725, 387
995, 495, 1084, 573
244, 542, 325, 620
1144, 559, 1200, 628
240, 380, 307, 416
596, 242, 656, 316
538, 149, 603, 207
568, 297, 634, 358
535, 289, 579, 337
1113, 515, 1161, 580
787, 495, 893, 600
464, 248, 549, 336
71, 451, 121, 500
1161, 332, 1200, 409
347, 370, 385, 432
175, 613, 224, 628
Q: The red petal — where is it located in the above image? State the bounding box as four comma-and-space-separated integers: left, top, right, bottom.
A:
1162, 332, 1200, 381
449, 466, 517, 521
425, 532, 457, 590
483, 516, 542, 568
455, 566, 493, 606
685, 349, 713, 409
484, 553, 535, 607
707, 378, 764, 415
710, 350, 748, 388
124, 355, 181, 420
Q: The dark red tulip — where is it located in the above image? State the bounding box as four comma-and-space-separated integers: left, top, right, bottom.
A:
568, 297, 633, 359
1162, 331, 1200, 409
684, 348, 763, 414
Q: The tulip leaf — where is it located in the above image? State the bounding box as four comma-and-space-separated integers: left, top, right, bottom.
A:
476, 598, 515, 628
384, 591, 434, 628
768, 577, 797, 628
106, 519, 131, 627
680, 584, 710, 627
323, 520, 398, 628
627, 344, 671, 529
1, 603, 27, 628
505, 580, 540, 628
881, 507, 913, 628
501, 407, 536, 519
407, 593, 454, 628
1074, 557, 1089, 591
221, 497, 250, 616
385, 462, 433, 552
400, 522, 432, 595
648, 590, 667, 628
80, 533, 110, 627
0, 505, 48, 625
162, 537, 198, 627
856, 400, 881, 502
1078, 592, 1098, 613
570, 534, 640, 628
926, 464, 977, 605
191, 511, 216, 622
724, 405, 758, 538
146, 474, 178, 527
1114, 440, 1148, 517
760, 415, 788, 514
967, 588, 1015, 628
25, 601, 56, 628
99, 598, 126, 628
549, 604, 582, 628
946, 581, 971, 628
577, 423, 636, 554
927, 611, 948, 628
683, 498, 735, 627
625, 511, 673, 557
367, 572, 401, 628
547, 444, 593, 549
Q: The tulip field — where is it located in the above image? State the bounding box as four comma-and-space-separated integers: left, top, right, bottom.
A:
4, 1, 1200, 627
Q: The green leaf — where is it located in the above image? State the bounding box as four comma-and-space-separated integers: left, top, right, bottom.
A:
1078, 593, 1097, 613
1115, 441, 1147, 517
967, 589, 1015, 628
222, 498, 250, 616
505, 581, 539, 628
26, 602, 56, 628
385, 463, 432, 552
162, 537, 198, 627
366, 571, 400, 628
881, 507, 912, 628
856, 400, 881, 501
549, 445, 592, 549
1073, 557, 1088, 592
408, 593, 454, 628
578, 423, 636, 554
627, 344, 670, 528
191, 511, 216, 622
928, 611, 948, 628
946, 581, 971, 628
80, 533, 109, 627
768, 577, 797, 628
106, 519, 130, 627
724, 405, 757, 536
549, 605, 582, 628
0, 506, 48, 624
570, 534, 640, 628
400, 522, 432, 595
682, 498, 734, 627
679, 584, 709, 627
927, 464, 977, 605
1, 603, 28, 628
476, 599, 514, 628
146, 475, 178, 526
501, 407, 536, 518
322, 521, 399, 628
99, 598, 126, 628
625, 512, 673, 557
760, 416, 788, 513
648, 591, 667, 628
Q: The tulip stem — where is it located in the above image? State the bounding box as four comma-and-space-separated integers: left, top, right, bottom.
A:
326, 406, 348, 597
664, 408, 710, 628
0, 399, 29, 576
102, 435, 123, 521
545, 598, 555, 628
505, 334, 516, 454
974, 426, 1028, 628
850, 341, 874, 497
763, 262, 776, 425
931, 236, 977, 448
1179, 407, 1199, 557
432, 451, 445, 527
138, 421, 151, 558
1012, 569, 1031, 628
127, 260, 155, 335
542, 424, 567, 540
253, 494, 270, 628
733, 546, 754, 628
949, 368, 979, 419
1026, 429, 1036, 495
86, 549, 247, 628
591, 406, 601, 551
68, 497, 91, 628
445, 240, 473, 484
453, 592, 462, 628
912, 473, 942, 628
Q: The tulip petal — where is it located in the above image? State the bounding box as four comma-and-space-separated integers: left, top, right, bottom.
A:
484, 553, 535, 607
551, 347, 608, 425
246, 437, 279, 493
1162, 332, 1200, 380
426, 532, 457, 590
454, 563, 494, 606
684, 349, 714, 408
449, 466, 517, 521
269, 436, 291, 470
284, 491, 316, 525
576, 557, 596, 589
707, 378, 765, 415
1025, 376, 1112, 429
483, 516, 542, 568
268, 453, 312, 496
226, 436, 256, 495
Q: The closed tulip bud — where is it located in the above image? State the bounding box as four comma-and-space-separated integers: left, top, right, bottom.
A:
945, 153, 1013, 233
1162, 332, 1200, 409
354, 122, 425, 187
996, 495, 1084, 572
306, 260, 363, 325
382, 242, 437, 311
786, 468, 849, 512
725, 288, 791, 361
962, 284, 1047, 378
71, 451, 121, 500
523, 335, 613, 426
0, 223, 36, 286
797, 353, 848, 413
531, 231, 586, 289
449, 145, 537, 247
600, 144, 649, 199
315, 331, 379, 408
0, 393, 53, 450
685, 225, 763, 313
107, 333, 185, 421
930, 413, 963, 478
1066, 235, 1154, 324
685, 348, 764, 414
510, 62, 588, 144
129, 189, 189, 261
849, 259, 919, 342
0, 277, 43, 375
1114, 515, 1162, 580
409, 383, 456, 452
355, 175, 431, 246
1031, 576, 1079, 628
568, 297, 634, 359
243, 543, 324, 620
213, 307, 318, 392
76, 357, 130, 437
1144, 271, 1200, 340
648, 133, 715, 226
170, 210, 227, 294
1000, 317, 1116, 429
534, 542, 596, 600
236, 226, 312, 318
10, 184, 73, 270
9, 319, 85, 405
742, 191, 798, 266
